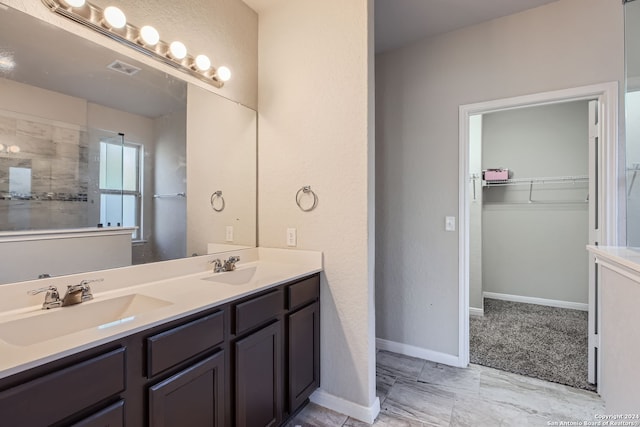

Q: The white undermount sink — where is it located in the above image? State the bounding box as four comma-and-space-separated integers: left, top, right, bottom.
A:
201, 266, 258, 285
0, 294, 172, 347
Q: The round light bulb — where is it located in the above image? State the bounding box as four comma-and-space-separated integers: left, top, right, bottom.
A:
103, 6, 126, 29
169, 41, 187, 60
8, 145, 20, 154
194, 54, 211, 71
216, 66, 232, 82
0, 144, 5, 152
139, 25, 160, 46
62, 0, 86, 7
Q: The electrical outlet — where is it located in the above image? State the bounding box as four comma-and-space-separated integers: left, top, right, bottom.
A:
225, 226, 233, 242
445, 216, 456, 231
287, 228, 297, 247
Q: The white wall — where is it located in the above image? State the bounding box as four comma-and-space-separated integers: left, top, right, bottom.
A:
599, 266, 640, 412
256, 0, 377, 419
376, 0, 624, 358
186, 84, 257, 257
0, 78, 86, 126
0, 231, 131, 284
4, 0, 258, 109
482, 101, 589, 305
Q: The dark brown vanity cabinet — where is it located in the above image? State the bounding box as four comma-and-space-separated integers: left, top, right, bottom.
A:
148, 351, 225, 427
0, 272, 320, 427
286, 276, 320, 413
146, 310, 226, 427
231, 288, 284, 427
0, 347, 126, 427
234, 321, 283, 427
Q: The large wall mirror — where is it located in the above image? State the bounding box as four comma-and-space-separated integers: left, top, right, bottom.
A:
0, 5, 257, 284
626, 0, 640, 246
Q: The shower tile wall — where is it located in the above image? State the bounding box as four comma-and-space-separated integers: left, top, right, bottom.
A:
0, 113, 90, 231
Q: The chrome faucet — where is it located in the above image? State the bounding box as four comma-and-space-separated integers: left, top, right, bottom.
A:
224, 256, 241, 271
61, 279, 103, 306
28, 286, 62, 310
209, 255, 241, 273
28, 278, 103, 310
209, 258, 224, 273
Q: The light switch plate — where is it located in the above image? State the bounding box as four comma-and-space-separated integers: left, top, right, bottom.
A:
445, 216, 456, 231
225, 226, 233, 242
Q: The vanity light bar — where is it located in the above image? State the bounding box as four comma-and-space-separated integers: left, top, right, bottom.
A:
42, 0, 230, 88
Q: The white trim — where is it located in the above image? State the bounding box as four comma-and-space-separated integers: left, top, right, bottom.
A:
376, 338, 463, 367
469, 307, 484, 317
483, 292, 588, 311
0, 227, 136, 242
309, 389, 380, 424
458, 82, 619, 369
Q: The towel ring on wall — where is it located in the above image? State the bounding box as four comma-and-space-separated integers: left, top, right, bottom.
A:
296, 186, 318, 212
210, 191, 225, 212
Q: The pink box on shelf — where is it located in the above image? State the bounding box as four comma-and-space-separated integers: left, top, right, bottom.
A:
483, 169, 509, 181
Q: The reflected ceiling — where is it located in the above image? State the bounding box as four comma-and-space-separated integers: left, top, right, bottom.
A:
0, 6, 185, 118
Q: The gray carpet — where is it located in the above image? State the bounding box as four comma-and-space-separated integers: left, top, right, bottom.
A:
470, 298, 595, 391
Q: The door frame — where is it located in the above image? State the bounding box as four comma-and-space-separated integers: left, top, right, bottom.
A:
457, 82, 619, 368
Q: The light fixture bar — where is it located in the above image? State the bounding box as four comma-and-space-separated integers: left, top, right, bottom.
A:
42, 0, 226, 88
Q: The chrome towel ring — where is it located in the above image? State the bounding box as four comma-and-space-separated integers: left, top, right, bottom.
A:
296, 186, 318, 212
210, 191, 225, 212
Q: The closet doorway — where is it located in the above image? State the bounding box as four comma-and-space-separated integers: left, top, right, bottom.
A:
458, 83, 619, 389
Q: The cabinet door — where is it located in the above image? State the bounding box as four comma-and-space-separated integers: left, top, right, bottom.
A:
235, 321, 282, 427
149, 351, 225, 427
288, 302, 320, 412
71, 400, 124, 427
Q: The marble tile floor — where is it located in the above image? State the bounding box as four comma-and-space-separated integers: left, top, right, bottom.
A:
286, 350, 605, 427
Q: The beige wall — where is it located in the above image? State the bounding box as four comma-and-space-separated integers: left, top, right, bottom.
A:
376, 0, 624, 357
4, 0, 258, 109
256, 0, 377, 417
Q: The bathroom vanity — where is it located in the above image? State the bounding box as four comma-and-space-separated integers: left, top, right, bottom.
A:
0, 248, 322, 426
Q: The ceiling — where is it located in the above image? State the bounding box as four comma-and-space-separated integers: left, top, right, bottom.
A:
375, 0, 560, 53
244, 0, 560, 53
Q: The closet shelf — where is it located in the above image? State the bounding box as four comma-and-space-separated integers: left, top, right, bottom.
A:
483, 175, 589, 204
482, 175, 588, 187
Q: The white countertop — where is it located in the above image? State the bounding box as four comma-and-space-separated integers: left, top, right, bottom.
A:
0, 247, 322, 379
587, 245, 640, 281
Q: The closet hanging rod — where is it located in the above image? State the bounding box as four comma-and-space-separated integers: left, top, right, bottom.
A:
483, 175, 588, 187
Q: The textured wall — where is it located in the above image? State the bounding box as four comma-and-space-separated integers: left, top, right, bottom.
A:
376, 0, 624, 357
4, 0, 258, 109
256, 0, 376, 414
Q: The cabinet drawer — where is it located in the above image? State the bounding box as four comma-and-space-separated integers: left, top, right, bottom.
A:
71, 400, 124, 427
287, 275, 320, 310
234, 289, 284, 335
147, 311, 224, 377
0, 347, 125, 426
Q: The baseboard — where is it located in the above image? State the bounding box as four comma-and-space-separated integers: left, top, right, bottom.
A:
469, 307, 484, 317
483, 292, 588, 311
376, 338, 464, 367
309, 389, 380, 424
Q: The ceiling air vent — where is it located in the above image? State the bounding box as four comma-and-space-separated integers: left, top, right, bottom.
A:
107, 60, 141, 76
